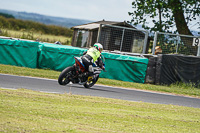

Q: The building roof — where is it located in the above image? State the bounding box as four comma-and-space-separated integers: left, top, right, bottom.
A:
71, 20, 136, 30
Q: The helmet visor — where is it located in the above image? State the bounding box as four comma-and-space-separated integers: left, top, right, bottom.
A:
99, 47, 103, 53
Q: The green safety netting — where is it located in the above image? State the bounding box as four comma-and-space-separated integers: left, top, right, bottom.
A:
0, 38, 149, 83
38, 43, 149, 83
100, 52, 149, 83
0, 39, 39, 68
37, 42, 87, 71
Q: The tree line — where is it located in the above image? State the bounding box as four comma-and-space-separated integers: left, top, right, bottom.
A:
0, 15, 73, 37
0, 13, 15, 19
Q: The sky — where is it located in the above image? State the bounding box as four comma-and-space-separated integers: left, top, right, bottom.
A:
0, 0, 133, 22
0, 0, 199, 32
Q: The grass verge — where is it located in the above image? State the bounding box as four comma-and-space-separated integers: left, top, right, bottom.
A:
0, 29, 71, 45
0, 88, 200, 133
0, 64, 200, 98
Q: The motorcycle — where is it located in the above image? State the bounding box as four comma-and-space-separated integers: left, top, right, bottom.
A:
58, 56, 105, 88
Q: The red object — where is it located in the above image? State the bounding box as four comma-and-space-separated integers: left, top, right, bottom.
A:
74, 57, 86, 72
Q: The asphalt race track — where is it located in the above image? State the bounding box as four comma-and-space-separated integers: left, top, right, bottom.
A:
0, 74, 200, 108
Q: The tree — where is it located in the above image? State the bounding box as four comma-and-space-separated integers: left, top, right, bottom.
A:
0, 12, 15, 19
128, 0, 200, 35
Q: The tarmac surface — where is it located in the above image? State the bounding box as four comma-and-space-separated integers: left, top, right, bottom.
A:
0, 74, 200, 108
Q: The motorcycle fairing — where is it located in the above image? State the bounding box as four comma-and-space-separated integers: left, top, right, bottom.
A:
74, 57, 86, 72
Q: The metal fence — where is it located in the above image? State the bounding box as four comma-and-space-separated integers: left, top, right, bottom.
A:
152, 32, 200, 56
97, 24, 149, 54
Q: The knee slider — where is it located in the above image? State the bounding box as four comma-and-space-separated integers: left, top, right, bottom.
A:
88, 65, 94, 72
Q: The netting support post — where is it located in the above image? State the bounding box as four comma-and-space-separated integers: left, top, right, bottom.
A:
142, 31, 148, 54
120, 29, 125, 52
152, 32, 158, 55
97, 24, 102, 43
176, 36, 180, 54
197, 45, 200, 56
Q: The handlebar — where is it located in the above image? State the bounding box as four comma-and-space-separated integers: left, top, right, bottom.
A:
93, 67, 106, 72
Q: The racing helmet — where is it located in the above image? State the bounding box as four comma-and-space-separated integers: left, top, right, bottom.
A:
94, 43, 103, 53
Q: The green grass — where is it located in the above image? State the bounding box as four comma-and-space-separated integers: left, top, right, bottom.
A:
0, 88, 200, 133
0, 28, 71, 45
0, 64, 200, 98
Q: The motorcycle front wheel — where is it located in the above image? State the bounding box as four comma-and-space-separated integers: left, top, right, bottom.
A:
84, 75, 99, 88
58, 66, 74, 85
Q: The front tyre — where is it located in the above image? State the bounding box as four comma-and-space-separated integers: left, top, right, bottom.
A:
58, 66, 74, 85
84, 75, 99, 88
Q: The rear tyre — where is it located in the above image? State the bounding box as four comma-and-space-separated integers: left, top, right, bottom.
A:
58, 66, 74, 85
84, 75, 99, 88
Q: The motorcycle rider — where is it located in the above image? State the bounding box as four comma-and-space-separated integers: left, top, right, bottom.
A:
81, 43, 105, 76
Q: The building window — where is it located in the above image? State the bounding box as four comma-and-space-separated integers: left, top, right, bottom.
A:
115, 37, 121, 46
132, 39, 144, 53
76, 30, 89, 47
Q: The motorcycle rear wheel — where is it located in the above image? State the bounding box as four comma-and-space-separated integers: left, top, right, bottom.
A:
58, 66, 74, 85
84, 75, 99, 88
